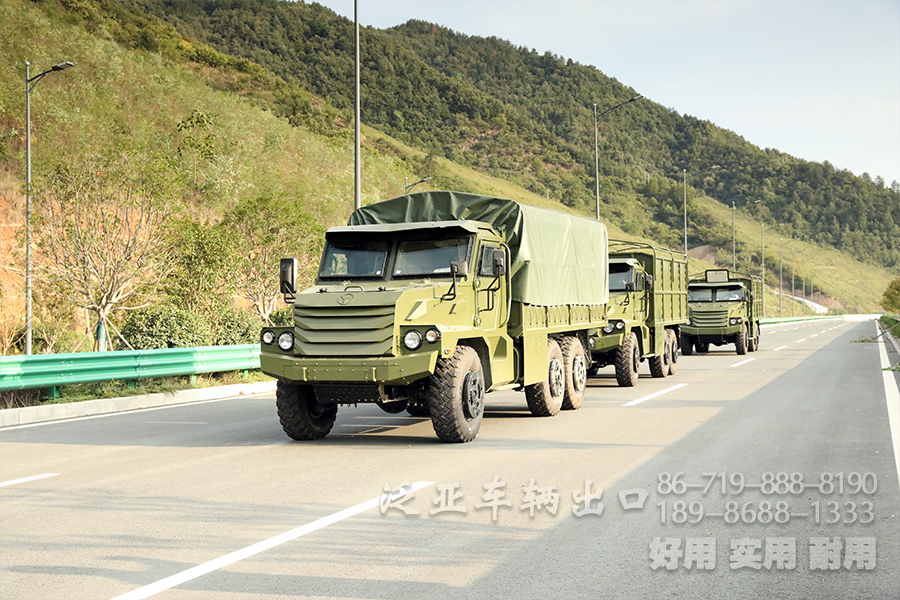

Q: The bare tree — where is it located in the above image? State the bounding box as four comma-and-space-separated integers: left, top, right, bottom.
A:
35, 156, 177, 349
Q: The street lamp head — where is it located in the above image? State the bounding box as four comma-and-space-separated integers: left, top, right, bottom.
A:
52, 61, 74, 71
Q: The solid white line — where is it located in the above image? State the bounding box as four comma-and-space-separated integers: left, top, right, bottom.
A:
0, 473, 59, 488
109, 482, 434, 600
876, 325, 900, 491
623, 383, 688, 407
797, 338, 807, 343
730, 358, 756, 368
773, 345, 788, 352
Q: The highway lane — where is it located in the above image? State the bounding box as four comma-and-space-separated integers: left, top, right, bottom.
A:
1, 318, 898, 599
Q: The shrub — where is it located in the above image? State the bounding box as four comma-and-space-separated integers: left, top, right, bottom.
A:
121, 304, 213, 349
269, 306, 294, 327
213, 307, 261, 345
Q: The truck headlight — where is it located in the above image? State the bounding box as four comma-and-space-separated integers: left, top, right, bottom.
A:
404, 330, 423, 350
615, 321, 625, 330
277, 331, 294, 351
730, 317, 743, 325
425, 328, 440, 343
262, 330, 275, 345
686, 319, 691, 326
603, 323, 615, 334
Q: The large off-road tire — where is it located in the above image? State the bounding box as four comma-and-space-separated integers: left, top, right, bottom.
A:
696, 341, 710, 353
276, 381, 337, 440
666, 329, 678, 376
680, 334, 694, 356
560, 336, 587, 410
735, 324, 748, 355
525, 338, 565, 416
649, 331, 670, 378
750, 325, 760, 352
614, 332, 640, 387
427, 345, 485, 443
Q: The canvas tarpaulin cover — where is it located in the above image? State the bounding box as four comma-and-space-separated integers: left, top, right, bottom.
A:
348, 191, 608, 307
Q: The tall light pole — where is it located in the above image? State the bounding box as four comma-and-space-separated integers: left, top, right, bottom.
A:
25, 60, 73, 355
792, 248, 804, 318
353, 0, 361, 210
760, 223, 765, 317
731, 201, 736, 272
593, 95, 642, 220
682, 164, 721, 257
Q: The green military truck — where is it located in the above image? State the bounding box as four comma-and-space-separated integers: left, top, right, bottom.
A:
260, 191, 610, 443
588, 241, 688, 386
680, 269, 763, 355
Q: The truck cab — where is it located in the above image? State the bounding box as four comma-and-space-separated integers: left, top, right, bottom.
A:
681, 269, 762, 355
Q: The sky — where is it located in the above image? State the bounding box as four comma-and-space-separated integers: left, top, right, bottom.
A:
311, 0, 900, 186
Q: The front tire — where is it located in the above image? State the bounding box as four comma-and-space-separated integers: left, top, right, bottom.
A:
615, 331, 640, 387
649, 331, 670, 378
735, 324, 748, 355
560, 336, 587, 410
681, 334, 694, 356
427, 346, 485, 443
276, 382, 337, 440
525, 338, 565, 416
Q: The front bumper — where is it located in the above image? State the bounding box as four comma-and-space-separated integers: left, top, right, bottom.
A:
260, 351, 438, 386
591, 332, 625, 354
681, 325, 740, 337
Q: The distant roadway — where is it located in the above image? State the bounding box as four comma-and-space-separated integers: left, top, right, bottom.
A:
1, 318, 898, 599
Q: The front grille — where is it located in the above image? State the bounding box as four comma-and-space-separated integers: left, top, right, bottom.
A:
690, 309, 728, 328
293, 302, 395, 356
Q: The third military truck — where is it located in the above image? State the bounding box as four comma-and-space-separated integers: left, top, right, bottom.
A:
260, 191, 610, 443
588, 241, 688, 386
680, 269, 763, 355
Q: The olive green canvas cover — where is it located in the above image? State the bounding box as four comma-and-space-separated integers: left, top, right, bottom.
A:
348, 191, 609, 306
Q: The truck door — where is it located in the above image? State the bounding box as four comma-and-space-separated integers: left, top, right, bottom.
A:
475, 243, 506, 331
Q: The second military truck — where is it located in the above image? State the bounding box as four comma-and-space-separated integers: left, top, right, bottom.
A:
680, 269, 763, 355
589, 241, 688, 386
260, 191, 610, 443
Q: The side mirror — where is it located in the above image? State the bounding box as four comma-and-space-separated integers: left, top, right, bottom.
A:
625, 282, 634, 293
280, 258, 297, 295
492, 249, 507, 276
645, 273, 654, 291
450, 260, 468, 278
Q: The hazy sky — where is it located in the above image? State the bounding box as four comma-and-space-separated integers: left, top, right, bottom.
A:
312, 0, 900, 185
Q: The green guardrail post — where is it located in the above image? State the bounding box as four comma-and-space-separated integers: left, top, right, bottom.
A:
48, 386, 60, 400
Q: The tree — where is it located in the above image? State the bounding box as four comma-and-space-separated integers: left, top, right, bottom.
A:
220, 195, 325, 324
35, 154, 177, 349
882, 277, 900, 314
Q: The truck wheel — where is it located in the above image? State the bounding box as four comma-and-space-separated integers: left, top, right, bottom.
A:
427, 345, 484, 443
666, 329, 678, 375
560, 336, 587, 410
649, 332, 670, 378
696, 342, 709, 353
276, 381, 337, 440
614, 332, 640, 387
525, 338, 565, 416
680, 334, 693, 356
735, 324, 748, 355
754, 327, 761, 351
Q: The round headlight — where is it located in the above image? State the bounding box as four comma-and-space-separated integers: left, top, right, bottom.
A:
425, 328, 440, 343
603, 323, 615, 334
686, 319, 691, 326
615, 321, 625, 330
262, 330, 275, 345
729, 318, 737, 325
404, 330, 423, 350
277, 331, 294, 351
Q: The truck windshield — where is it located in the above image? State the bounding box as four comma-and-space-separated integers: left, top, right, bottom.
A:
393, 238, 472, 278
609, 263, 634, 292
319, 240, 389, 280
688, 286, 744, 302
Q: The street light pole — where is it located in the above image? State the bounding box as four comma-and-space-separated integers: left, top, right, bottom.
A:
732, 201, 736, 272
353, 0, 361, 211
779, 239, 784, 318
592, 95, 642, 220
24, 60, 73, 355
683, 169, 687, 256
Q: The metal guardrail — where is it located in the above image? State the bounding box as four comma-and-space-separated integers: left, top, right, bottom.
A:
0, 345, 260, 394
759, 316, 840, 325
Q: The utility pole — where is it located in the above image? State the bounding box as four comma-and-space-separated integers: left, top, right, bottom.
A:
353, 0, 361, 210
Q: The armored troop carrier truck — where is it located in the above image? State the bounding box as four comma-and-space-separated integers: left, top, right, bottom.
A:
589, 241, 688, 386
260, 191, 610, 443
680, 269, 763, 355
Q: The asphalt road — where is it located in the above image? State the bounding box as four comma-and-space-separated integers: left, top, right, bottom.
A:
2, 318, 898, 600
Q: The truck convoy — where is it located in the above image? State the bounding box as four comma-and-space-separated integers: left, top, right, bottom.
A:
260, 191, 610, 443
589, 241, 688, 386
680, 269, 763, 355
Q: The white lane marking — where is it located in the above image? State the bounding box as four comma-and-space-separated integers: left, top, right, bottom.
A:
0, 473, 59, 488
797, 338, 807, 343
773, 345, 788, 352
821, 330, 827, 333
812, 334, 818, 337
110, 482, 434, 600
623, 383, 688, 407
730, 358, 756, 368
876, 325, 900, 491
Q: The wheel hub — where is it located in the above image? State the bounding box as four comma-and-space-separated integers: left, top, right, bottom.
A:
549, 358, 564, 398
462, 370, 484, 421
572, 354, 587, 392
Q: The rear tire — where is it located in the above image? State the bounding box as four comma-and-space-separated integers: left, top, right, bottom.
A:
735, 324, 748, 355
276, 382, 337, 440
427, 346, 485, 443
649, 331, 670, 378
666, 329, 678, 375
525, 338, 565, 416
614, 332, 640, 387
680, 334, 694, 356
560, 336, 587, 410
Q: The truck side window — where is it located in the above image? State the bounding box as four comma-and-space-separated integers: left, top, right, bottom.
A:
479, 245, 499, 277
